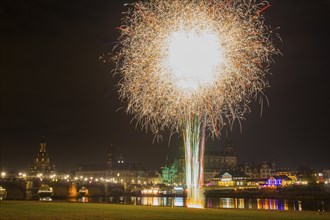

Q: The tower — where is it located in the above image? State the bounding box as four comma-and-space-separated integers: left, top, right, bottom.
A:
40, 136, 47, 152
222, 135, 237, 170
29, 137, 55, 174
107, 144, 115, 169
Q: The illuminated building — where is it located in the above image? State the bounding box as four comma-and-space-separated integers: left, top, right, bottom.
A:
162, 139, 277, 185
107, 144, 116, 169
211, 170, 249, 187
275, 168, 297, 182
267, 175, 293, 187
322, 169, 330, 184
203, 140, 238, 182
76, 164, 108, 179
161, 160, 179, 185
75, 145, 150, 184
29, 137, 55, 174
164, 139, 238, 185
239, 162, 275, 179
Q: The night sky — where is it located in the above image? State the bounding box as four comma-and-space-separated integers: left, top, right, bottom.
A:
1, 0, 329, 173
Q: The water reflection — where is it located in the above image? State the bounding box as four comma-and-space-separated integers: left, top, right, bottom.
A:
174, 197, 184, 207
256, 199, 289, 210
79, 196, 89, 203
140, 197, 184, 207
298, 200, 302, 211
205, 197, 327, 211
39, 197, 52, 202
207, 198, 245, 209
63, 196, 328, 211
73, 196, 186, 207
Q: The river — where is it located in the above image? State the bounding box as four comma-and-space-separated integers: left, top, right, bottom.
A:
54, 196, 329, 211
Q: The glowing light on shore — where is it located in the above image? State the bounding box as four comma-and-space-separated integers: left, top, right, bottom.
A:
113, 0, 279, 208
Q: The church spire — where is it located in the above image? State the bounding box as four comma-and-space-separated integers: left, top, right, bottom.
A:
107, 144, 115, 169
29, 137, 54, 174
40, 136, 47, 152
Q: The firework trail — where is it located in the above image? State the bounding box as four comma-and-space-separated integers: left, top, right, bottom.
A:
113, 0, 279, 208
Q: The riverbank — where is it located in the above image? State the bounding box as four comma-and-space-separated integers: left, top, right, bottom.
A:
1, 201, 329, 220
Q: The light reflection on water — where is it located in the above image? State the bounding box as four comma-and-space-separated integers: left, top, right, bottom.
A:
64, 196, 328, 211
205, 197, 328, 211
207, 198, 293, 210
70, 196, 185, 207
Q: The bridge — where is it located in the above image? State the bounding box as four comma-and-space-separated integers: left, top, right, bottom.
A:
0, 178, 125, 200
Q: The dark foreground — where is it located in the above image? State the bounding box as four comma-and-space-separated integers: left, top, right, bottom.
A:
1, 201, 330, 220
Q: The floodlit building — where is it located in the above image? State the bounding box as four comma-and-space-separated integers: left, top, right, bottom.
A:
203, 141, 238, 182
275, 168, 297, 183
75, 145, 149, 184
29, 137, 55, 174
161, 159, 179, 185
239, 162, 276, 179
267, 175, 293, 187
162, 139, 238, 185
322, 169, 330, 184
211, 170, 249, 187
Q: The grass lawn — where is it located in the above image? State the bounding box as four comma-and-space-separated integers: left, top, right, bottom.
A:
0, 201, 329, 220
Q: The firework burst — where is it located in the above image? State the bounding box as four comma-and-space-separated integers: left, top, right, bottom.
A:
113, 0, 279, 208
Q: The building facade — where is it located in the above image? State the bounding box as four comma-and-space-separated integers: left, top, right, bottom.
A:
239, 162, 276, 179
161, 159, 179, 185
75, 145, 149, 185
29, 137, 55, 174
211, 170, 249, 187
203, 141, 238, 182
267, 175, 293, 187
164, 139, 238, 185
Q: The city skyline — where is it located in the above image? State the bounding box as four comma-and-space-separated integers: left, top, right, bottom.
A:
1, 0, 330, 172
